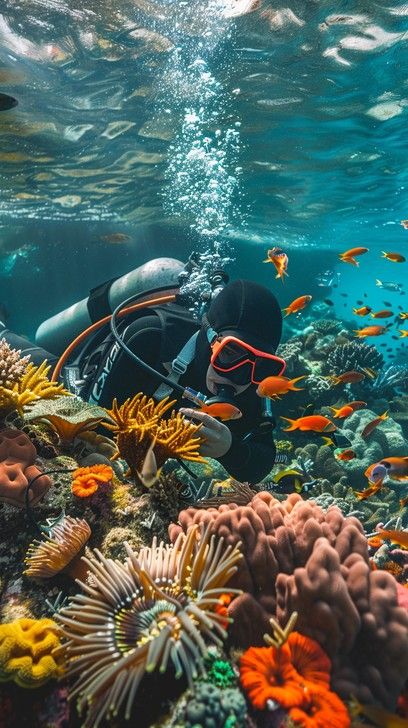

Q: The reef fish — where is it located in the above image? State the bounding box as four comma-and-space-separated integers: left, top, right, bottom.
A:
334, 448, 356, 461
353, 306, 372, 316
256, 375, 306, 399
199, 402, 242, 421
329, 370, 366, 385
330, 405, 354, 419
282, 295, 312, 316
377, 528, 408, 549
361, 411, 388, 439
354, 325, 388, 337
375, 279, 403, 292
382, 251, 406, 263
263, 247, 289, 281
280, 414, 336, 432
354, 481, 383, 500
136, 436, 160, 489
339, 246, 369, 266
399, 312, 408, 319
399, 330, 408, 338
0, 92, 18, 111
350, 695, 408, 727
370, 310, 393, 319
376, 456, 408, 481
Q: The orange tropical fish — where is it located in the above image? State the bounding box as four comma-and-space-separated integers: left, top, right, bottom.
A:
200, 402, 242, 421
364, 461, 388, 486
354, 325, 388, 337
282, 295, 312, 317
263, 247, 289, 281
256, 375, 306, 399
399, 312, 408, 319
353, 305, 372, 316
281, 414, 336, 432
334, 448, 356, 461
339, 246, 368, 266
377, 529, 408, 549
330, 370, 366, 385
377, 456, 408, 481
361, 411, 388, 439
330, 405, 354, 419
382, 251, 406, 263
370, 310, 393, 319
399, 329, 408, 338
354, 481, 383, 500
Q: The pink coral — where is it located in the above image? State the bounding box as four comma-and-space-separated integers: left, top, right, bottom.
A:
170, 492, 408, 708
0, 429, 51, 507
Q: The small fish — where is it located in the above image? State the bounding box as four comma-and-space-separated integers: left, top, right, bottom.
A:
376, 279, 402, 292
0, 92, 18, 111
100, 232, 132, 244
354, 481, 384, 500
399, 312, 408, 319
334, 448, 356, 461
263, 246, 289, 281
347, 400, 367, 411
339, 246, 369, 266
340, 293, 348, 298
382, 251, 406, 263
353, 305, 372, 316
361, 411, 388, 439
378, 456, 408, 481
364, 292, 368, 297
136, 436, 160, 489
272, 468, 306, 494
350, 695, 408, 727
281, 414, 336, 432
322, 433, 352, 449
392, 335, 399, 340
356, 300, 363, 305
354, 325, 388, 338
399, 330, 408, 338
200, 402, 242, 421
401, 220, 408, 229
323, 298, 334, 306
256, 375, 306, 400
330, 370, 366, 385
370, 310, 393, 318
282, 295, 312, 317
398, 305, 404, 311
380, 343, 387, 347
377, 528, 408, 549
330, 405, 354, 419
383, 301, 392, 307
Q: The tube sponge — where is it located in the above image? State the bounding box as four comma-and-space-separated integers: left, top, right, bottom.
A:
0, 617, 64, 688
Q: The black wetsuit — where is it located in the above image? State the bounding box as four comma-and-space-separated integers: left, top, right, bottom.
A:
0, 303, 277, 483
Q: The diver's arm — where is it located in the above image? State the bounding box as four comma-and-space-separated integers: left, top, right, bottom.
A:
218, 425, 276, 483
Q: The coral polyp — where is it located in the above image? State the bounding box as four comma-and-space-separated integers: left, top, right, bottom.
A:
56, 525, 242, 727
24, 515, 91, 579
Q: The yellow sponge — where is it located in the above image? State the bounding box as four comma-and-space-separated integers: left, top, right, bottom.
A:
0, 617, 64, 687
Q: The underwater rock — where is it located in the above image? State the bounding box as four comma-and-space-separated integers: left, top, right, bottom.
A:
170, 492, 408, 708
0, 428, 51, 507
101, 526, 145, 560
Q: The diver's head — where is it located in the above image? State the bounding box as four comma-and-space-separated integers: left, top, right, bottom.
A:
201, 279, 285, 396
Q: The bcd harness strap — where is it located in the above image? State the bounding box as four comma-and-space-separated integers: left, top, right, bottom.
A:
153, 330, 200, 400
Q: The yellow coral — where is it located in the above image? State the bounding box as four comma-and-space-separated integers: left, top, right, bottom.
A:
0, 617, 64, 687
154, 410, 205, 466
104, 393, 174, 437
0, 360, 69, 415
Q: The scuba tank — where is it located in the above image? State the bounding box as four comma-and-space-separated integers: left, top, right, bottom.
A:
35, 258, 185, 356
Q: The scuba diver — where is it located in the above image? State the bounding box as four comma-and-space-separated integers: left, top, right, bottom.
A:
0, 258, 286, 483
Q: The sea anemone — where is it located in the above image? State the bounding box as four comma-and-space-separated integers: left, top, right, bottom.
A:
71, 464, 113, 498
56, 525, 242, 728
0, 617, 64, 688
24, 515, 91, 580
0, 360, 68, 415
289, 684, 350, 728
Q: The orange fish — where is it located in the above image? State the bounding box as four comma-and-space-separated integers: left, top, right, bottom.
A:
364, 460, 388, 486
330, 370, 366, 385
399, 312, 408, 319
353, 305, 372, 316
382, 251, 406, 263
334, 448, 356, 461
378, 456, 408, 481
282, 295, 312, 317
377, 528, 408, 549
399, 330, 408, 338
256, 375, 306, 399
263, 247, 289, 281
200, 402, 242, 421
370, 310, 393, 319
401, 220, 408, 229
330, 405, 354, 419
361, 411, 388, 439
354, 481, 383, 500
281, 414, 336, 432
354, 325, 388, 337
339, 246, 369, 266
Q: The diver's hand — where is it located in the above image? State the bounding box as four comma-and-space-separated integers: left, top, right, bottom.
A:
179, 408, 232, 458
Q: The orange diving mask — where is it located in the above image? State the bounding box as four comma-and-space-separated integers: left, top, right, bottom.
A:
210, 335, 286, 385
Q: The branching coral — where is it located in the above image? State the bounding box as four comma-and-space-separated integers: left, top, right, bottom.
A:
0, 360, 68, 415
104, 393, 204, 478
0, 617, 64, 687
24, 395, 112, 443
24, 515, 91, 579
325, 341, 383, 377
170, 493, 408, 708
312, 319, 342, 335
56, 525, 242, 728
71, 464, 113, 497
0, 338, 30, 389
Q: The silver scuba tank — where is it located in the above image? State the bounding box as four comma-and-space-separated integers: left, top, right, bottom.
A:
35, 257, 185, 356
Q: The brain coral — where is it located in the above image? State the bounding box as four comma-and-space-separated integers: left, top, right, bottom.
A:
0, 617, 64, 687
170, 492, 408, 708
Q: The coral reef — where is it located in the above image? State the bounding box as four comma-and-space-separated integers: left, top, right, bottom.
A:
0, 338, 30, 389
311, 318, 343, 335
0, 617, 64, 687
56, 525, 242, 727
325, 341, 384, 376
24, 515, 91, 580
0, 361, 68, 415
170, 492, 408, 708
24, 395, 113, 444
368, 364, 408, 397
0, 428, 51, 507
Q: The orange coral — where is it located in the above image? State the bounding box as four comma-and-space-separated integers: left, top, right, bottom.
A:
289, 685, 350, 728
71, 464, 113, 498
